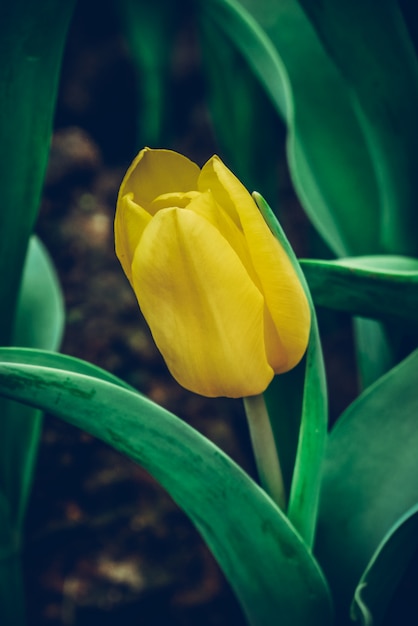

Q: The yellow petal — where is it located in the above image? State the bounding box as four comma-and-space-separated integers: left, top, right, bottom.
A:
150, 190, 200, 213
187, 190, 260, 288
118, 147, 200, 212
131, 207, 274, 397
200, 156, 310, 372
184, 192, 287, 370
114, 193, 151, 285
198, 157, 241, 228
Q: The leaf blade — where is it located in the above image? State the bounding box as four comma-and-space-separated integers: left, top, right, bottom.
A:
199, 0, 381, 256
316, 348, 418, 622
0, 349, 333, 626
351, 504, 418, 626
255, 193, 328, 548
301, 256, 418, 325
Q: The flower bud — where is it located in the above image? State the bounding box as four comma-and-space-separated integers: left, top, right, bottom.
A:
115, 148, 310, 398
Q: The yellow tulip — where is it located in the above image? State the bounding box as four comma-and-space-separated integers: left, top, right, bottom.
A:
115, 148, 310, 398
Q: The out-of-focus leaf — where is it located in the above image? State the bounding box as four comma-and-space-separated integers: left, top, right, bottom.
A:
296, 0, 418, 256
0, 0, 75, 344
117, 0, 180, 146
352, 318, 394, 390
0, 236, 65, 530
351, 504, 418, 626
199, 0, 381, 257
0, 348, 333, 626
316, 348, 418, 623
199, 4, 285, 202
14, 236, 64, 349
0, 3, 75, 621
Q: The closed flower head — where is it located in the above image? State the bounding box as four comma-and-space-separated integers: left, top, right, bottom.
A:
115, 148, 310, 398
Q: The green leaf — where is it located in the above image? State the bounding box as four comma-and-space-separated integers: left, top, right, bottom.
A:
0, 348, 333, 626
302, 255, 418, 388
0, 236, 65, 530
300, 256, 418, 326
351, 504, 418, 626
0, 0, 75, 344
116, 0, 180, 146
352, 317, 394, 389
199, 8, 284, 203
199, 0, 381, 256
255, 193, 328, 548
0, 4, 75, 615
263, 364, 304, 500
1, 346, 135, 392
14, 236, 64, 349
296, 0, 418, 255
199, 0, 288, 118
315, 348, 418, 623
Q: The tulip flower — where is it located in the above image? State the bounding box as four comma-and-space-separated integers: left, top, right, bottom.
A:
115, 148, 310, 398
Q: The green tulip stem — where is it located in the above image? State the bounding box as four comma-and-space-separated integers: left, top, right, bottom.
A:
243, 394, 286, 510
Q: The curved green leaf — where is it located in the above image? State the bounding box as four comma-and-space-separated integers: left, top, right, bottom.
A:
2, 346, 134, 392
316, 348, 418, 623
14, 236, 64, 349
199, 0, 381, 256
199, 0, 289, 118
296, 0, 418, 255
0, 0, 75, 344
199, 8, 284, 203
0, 348, 333, 626
0, 2, 75, 618
351, 504, 418, 626
301, 256, 418, 325
255, 193, 328, 548
0, 237, 65, 530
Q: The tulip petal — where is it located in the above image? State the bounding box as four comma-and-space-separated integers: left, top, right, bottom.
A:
200, 156, 310, 372
131, 207, 274, 397
186, 190, 257, 279
119, 148, 200, 211
150, 191, 200, 213
115, 193, 152, 284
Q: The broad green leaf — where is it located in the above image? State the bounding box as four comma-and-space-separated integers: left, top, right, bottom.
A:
256, 193, 328, 548
199, 0, 289, 118
199, 9, 284, 203
199, 0, 381, 257
1, 347, 134, 392
296, 0, 418, 255
351, 504, 418, 626
315, 348, 418, 623
117, 0, 180, 146
302, 255, 418, 388
0, 237, 65, 530
0, 349, 333, 626
0, 4, 74, 621
14, 236, 64, 349
300, 256, 418, 325
352, 317, 394, 389
0, 0, 75, 344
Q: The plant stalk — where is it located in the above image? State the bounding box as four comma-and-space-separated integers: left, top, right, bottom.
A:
244, 394, 286, 510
